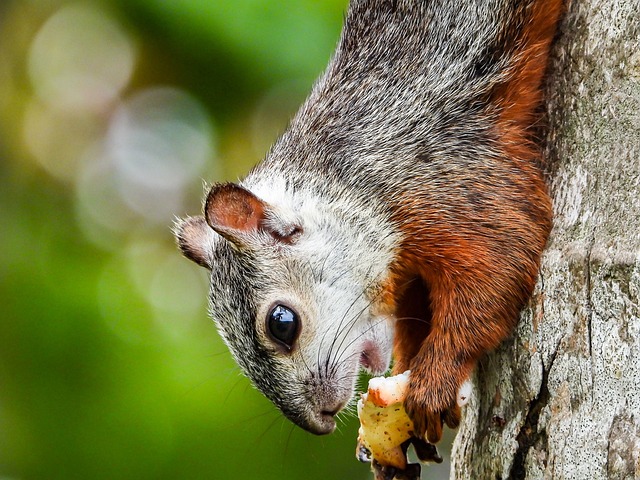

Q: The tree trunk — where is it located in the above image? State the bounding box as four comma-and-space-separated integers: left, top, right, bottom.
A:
450, 0, 640, 478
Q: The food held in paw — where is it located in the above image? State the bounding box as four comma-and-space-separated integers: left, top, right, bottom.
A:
356, 371, 416, 470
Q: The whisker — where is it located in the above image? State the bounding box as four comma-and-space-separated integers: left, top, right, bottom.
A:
316, 229, 398, 379
281, 422, 296, 475
252, 411, 286, 447
330, 312, 389, 375
204, 349, 229, 358
222, 375, 247, 407
317, 267, 352, 375
329, 301, 375, 373
330, 274, 424, 372
327, 266, 353, 289
294, 343, 314, 377
325, 265, 381, 375
220, 408, 279, 432
395, 315, 432, 325
318, 248, 333, 283
325, 283, 372, 376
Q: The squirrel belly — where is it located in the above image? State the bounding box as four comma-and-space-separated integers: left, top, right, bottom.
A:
175, 0, 561, 441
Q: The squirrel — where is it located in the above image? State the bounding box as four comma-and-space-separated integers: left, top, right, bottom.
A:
175, 0, 561, 448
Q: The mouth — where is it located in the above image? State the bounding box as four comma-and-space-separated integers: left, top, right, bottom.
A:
289, 329, 393, 435
302, 342, 389, 435
299, 400, 347, 435
303, 413, 336, 435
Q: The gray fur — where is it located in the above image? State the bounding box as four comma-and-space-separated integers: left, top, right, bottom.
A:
176, 0, 547, 434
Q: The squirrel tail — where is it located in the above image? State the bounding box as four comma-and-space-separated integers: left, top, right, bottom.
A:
492, 0, 564, 170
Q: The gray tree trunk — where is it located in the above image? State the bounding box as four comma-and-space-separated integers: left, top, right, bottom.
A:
450, 0, 640, 478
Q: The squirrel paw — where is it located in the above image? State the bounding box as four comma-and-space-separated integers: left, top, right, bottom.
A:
403, 374, 464, 442
372, 460, 421, 480
407, 437, 443, 464
404, 400, 443, 443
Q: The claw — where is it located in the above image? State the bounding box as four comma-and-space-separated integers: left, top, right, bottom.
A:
412, 438, 443, 464
373, 459, 422, 480
357, 443, 373, 463
372, 461, 397, 480
395, 463, 421, 480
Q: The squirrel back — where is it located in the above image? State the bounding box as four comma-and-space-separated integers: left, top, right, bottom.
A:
176, 0, 561, 448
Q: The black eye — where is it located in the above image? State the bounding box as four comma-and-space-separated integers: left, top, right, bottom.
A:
267, 304, 300, 350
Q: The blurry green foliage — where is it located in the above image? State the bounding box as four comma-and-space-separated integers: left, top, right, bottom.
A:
117, 0, 346, 122
0, 0, 378, 479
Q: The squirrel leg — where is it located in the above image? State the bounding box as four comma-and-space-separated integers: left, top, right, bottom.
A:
392, 277, 432, 374
391, 275, 465, 440
403, 277, 516, 443
405, 347, 473, 443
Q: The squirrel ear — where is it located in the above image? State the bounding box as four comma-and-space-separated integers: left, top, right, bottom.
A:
174, 216, 217, 269
205, 183, 266, 238
205, 183, 301, 245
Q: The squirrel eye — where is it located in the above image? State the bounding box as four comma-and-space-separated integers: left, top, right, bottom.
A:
267, 304, 300, 350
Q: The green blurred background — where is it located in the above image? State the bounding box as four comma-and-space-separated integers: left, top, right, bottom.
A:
0, 1, 452, 478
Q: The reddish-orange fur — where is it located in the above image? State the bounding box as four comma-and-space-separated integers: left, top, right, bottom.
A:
386, 0, 563, 443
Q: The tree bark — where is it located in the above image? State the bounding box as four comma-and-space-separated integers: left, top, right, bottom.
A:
450, 0, 640, 478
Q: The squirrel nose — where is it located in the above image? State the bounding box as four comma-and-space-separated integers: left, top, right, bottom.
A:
296, 378, 351, 435
321, 406, 341, 417
319, 397, 346, 416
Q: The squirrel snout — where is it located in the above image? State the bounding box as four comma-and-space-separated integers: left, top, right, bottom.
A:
320, 405, 342, 418
313, 400, 347, 435
292, 381, 352, 435
306, 416, 336, 436
298, 401, 345, 435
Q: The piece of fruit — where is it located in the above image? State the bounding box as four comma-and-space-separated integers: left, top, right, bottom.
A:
356, 371, 414, 470
356, 372, 471, 478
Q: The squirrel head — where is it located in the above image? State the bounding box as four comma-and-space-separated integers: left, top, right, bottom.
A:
175, 180, 396, 435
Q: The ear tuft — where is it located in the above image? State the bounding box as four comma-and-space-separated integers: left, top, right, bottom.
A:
174, 216, 216, 269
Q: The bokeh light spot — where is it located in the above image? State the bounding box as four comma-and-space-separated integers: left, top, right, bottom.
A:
106, 87, 215, 222
23, 98, 104, 181
27, 4, 136, 113
108, 87, 214, 190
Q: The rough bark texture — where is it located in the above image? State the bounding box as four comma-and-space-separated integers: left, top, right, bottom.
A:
450, 0, 640, 478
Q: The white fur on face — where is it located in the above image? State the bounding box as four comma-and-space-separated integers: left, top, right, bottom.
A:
224, 174, 399, 431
